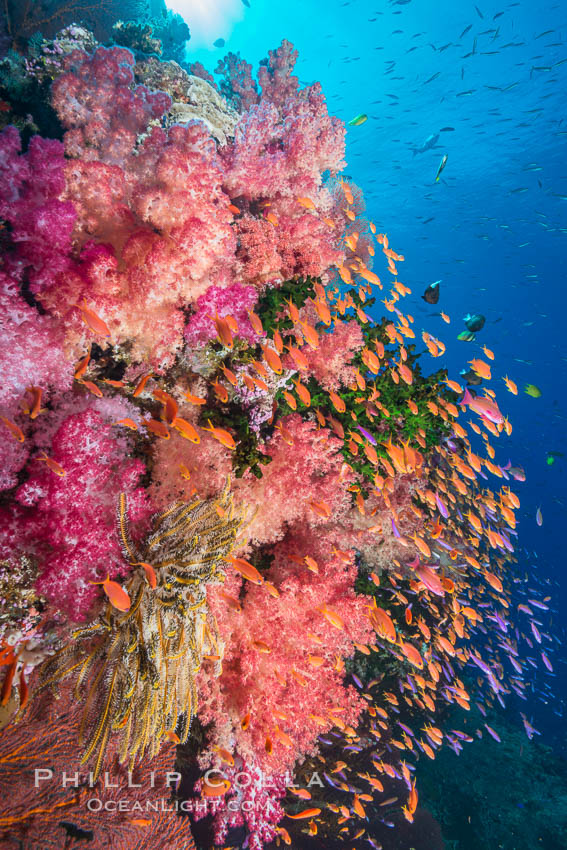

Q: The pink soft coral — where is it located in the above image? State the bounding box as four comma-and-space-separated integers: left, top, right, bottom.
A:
51, 46, 171, 165
198, 527, 374, 844
222, 83, 345, 203
0, 127, 76, 294
14, 408, 151, 620
184, 282, 262, 349
44, 123, 237, 367
235, 215, 283, 285
301, 318, 364, 391
0, 272, 73, 408
215, 52, 259, 112
195, 759, 287, 850
231, 414, 353, 546
257, 40, 300, 108
149, 424, 233, 507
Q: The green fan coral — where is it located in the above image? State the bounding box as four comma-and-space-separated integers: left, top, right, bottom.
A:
39, 481, 249, 780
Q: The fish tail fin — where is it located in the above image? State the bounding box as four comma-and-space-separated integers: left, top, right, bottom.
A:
461, 388, 472, 406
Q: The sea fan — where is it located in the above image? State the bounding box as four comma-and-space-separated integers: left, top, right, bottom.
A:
39, 481, 249, 780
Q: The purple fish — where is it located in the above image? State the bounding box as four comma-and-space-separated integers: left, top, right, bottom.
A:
528, 599, 549, 610
357, 426, 377, 445
520, 713, 540, 740
391, 517, 401, 538
434, 491, 449, 518
352, 674, 363, 688
484, 724, 501, 743
452, 730, 471, 741
541, 652, 554, 672
509, 656, 523, 674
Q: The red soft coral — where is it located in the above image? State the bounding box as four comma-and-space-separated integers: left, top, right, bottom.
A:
41, 122, 237, 368
14, 409, 151, 621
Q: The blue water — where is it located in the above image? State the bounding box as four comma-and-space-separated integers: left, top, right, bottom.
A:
177, 0, 567, 791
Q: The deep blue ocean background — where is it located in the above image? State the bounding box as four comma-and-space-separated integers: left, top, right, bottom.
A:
171, 0, 567, 842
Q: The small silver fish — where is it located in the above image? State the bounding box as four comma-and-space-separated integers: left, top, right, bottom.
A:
435, 153, 448, 182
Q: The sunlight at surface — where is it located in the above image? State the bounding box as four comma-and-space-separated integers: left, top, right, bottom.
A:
165, 0, 245, 48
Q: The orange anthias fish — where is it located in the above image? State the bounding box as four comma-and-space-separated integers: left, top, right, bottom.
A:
145, 419, 170, 439
184, 391, 207, 405
77, 299, 111, 337
211, 312, 234, 348
74, 345, 91, 380
202, 420, 236, 450
37, 451, 65, 477
329, 390, 346, 413
114, 418, 138, 431
214, 746, 235, 766
286, 808, 321, 820
202, 778, 231, 797
318, 604, 344, 630
276, 826, 292, 845
134, 561, 157, 589
23, 386, 44, 419
0, 416, 25, 443
297, 197, 316, 210
309, 500, 331, 519
263, 345, 283, 374
468, 358, 492, 380
133, 373, 153, 398
172, 417, 200, 444
90, 574, 131, 612
289, 788, 312, 799
503, 375, 518, 395
247, 309, 264, 335
153, 389, 178, 424
226, 556, 263, 585
369, 604, 396, 643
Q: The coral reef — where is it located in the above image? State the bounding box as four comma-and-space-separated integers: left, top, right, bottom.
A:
0, 24, 548, 850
